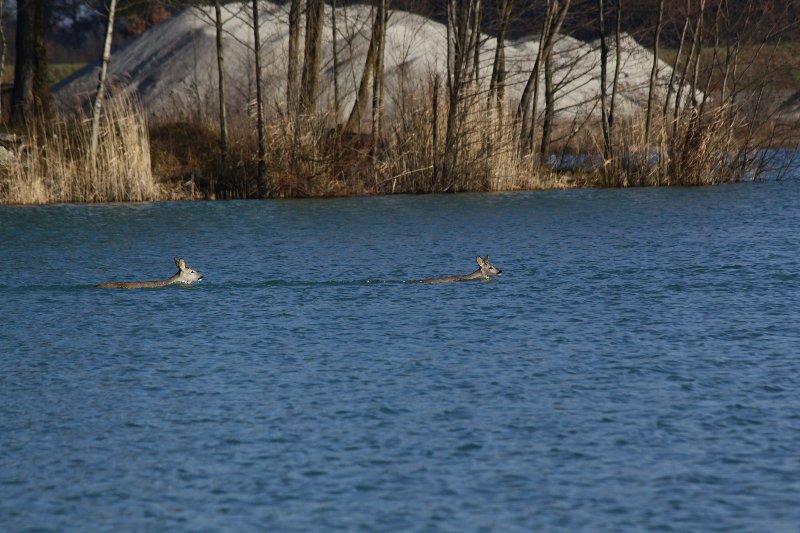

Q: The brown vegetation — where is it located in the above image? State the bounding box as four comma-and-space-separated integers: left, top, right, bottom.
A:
0, 94, 190, 204
2, 0, 798, 204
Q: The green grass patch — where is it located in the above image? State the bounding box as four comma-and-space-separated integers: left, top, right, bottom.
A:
1, 63, 87, 86
48, 63, 86, 85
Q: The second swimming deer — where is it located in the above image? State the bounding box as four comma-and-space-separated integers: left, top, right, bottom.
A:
97, 258, 203, 289
409, 255, 502, 284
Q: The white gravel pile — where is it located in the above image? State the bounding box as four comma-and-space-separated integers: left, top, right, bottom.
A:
55, 2, 687, 125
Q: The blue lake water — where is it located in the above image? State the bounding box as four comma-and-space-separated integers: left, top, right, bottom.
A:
2, 182, 800, 531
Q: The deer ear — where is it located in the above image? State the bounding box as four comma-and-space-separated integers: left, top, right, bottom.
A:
476, 256, 484, 266
175, 258, 186, 270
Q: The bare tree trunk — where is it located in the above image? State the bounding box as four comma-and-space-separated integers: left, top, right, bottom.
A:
538, 0, 570, 159
517, 4, 551, 154
371, 0, 387, 138
443, 0, 480, 186
720, 2, 740, 156
287, 0, 301, 116
598, 0, 612, 162
432, 73, 440, 184
443, 0, 461, 184
0, 0, 6, 123
488, 0, 513, 106
252, 0, 267, 197
539, 41, 555, 159
91, 0, 117, 158
689, 0, 706, 109
672, 2, 702, 143
331, 0, 340, 122
608, 0, 622, 130
644, 0, 664, 149
656, 6, 690, 185
518, 0, 568, 158
662, 9, 690, 121
344, 7, 380, 132
700, 1, 723, 118
472, 0, 482, 85
12, 0, 47, 124
300, 0, 325, 114
11, 0, 36, 123
719, 0, 734, 106
214, 0, 228, 165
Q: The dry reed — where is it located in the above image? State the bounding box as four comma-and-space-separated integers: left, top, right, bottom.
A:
234, 81, 560, 198
8, 76, 770, 203
587, 102, 767, 188
0, 93, 168, 205
159, 81, 774, 199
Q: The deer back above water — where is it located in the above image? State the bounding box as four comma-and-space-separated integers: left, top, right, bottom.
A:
410, 256, 502, 284
97, 258, 203, 289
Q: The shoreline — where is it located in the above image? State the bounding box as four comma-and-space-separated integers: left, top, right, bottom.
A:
0, 177, 774, 208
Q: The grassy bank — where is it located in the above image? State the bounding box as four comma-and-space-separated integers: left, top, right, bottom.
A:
0, 85, 788, 205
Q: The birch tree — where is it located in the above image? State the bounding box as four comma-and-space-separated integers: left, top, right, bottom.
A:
91, 0, 118, 158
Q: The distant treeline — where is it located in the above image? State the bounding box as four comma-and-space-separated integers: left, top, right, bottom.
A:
2, 0, 799, 64
332, 0, 800, 45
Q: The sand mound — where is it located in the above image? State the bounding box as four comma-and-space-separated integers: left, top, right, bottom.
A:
55, 2, 687, 125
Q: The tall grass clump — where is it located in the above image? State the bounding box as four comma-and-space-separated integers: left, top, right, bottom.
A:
229, 80, 556, 199
0, 93, 163, 205
588, 100, 775, 189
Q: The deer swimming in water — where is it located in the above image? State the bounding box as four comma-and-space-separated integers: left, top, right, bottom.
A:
97, 258, 203, 289
409, 255, 502, 284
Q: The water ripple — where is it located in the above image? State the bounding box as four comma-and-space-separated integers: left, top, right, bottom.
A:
2, 182, 800, 531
